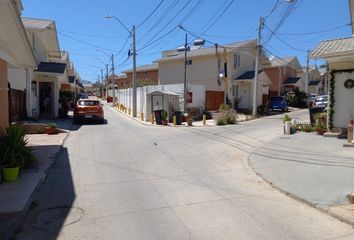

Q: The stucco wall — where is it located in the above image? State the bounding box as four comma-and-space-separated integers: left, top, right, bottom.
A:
0, 58, 9, 129
8, 68, 26, 90
126, 70, 159, 86
333, 71, 354, 128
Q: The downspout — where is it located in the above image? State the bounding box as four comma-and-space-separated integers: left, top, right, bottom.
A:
278, 66, 282, 95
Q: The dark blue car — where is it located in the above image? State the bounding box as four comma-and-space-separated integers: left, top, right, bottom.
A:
269, 96, 288, 112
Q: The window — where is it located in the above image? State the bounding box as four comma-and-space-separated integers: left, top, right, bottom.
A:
234, 54, 241, 68
232, 85, 238, 97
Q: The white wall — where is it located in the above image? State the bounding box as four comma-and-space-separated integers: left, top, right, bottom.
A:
333, 71, 354, 128
8, 68, 26, 90
110, 83, 205, 121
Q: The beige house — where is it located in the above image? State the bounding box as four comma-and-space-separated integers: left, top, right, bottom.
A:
0, 0, 37, 127
155, 40, 270, 111
298, 65, 322, 95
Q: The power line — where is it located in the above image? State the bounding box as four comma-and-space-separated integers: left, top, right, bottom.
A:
137, 0, 165, 29
57, 28, 126, 39
138, 26, 180, 51
114, 35, 131, 57
263, 23, 307, 52
139, 0, 192, 49
264, 0, 281, 20
199, 0, 234, 35
278, 23, 351, 36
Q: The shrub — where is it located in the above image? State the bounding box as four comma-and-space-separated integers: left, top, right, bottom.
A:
218, 103, 231, 112
0, 125, 36, 168
216, 109, 237, 125
283, 114, 292, 123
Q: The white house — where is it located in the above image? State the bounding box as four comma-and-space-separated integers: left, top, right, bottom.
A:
155, 39, 270, 111
310, 0, 354, 130
0, 0, 37, 126
22, 17, 67, 118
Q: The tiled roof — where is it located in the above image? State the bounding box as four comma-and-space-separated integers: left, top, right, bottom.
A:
310, 37, 354, 58
21, 17, 53, 30
269, 56, 296, 67
155, 39, 256, 63
35, 62, 66, 74
123, 63, 158, 73
308, 80, 321, 86
235, 70, 263, 80
283, 77, 301, 85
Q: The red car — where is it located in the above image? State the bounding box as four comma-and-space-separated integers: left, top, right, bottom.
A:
74, 99, 104, 123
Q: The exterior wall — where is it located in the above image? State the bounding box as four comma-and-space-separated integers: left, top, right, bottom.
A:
26, 30, 48, 63
0, 58, 9, 129
8, 68, 26, 90
333, 71, 354, 128
264, 66, 297, 94
126, 70, 159, 86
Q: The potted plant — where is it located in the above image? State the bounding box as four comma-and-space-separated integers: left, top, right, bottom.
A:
187, 117, 193, 126
161, 110, 168, 126
45, 123, 57, 135
0, 126, 32, 182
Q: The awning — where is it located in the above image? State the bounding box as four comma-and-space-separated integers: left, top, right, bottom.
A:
283, 77, 301, 85
35, 62, 66, 74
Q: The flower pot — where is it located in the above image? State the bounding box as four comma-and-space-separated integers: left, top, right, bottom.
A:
2, 166, 20, 182
45, 127, 57, 135
316, 128, 326, 135
187, 120, 193, 126
161, 120, 168, 126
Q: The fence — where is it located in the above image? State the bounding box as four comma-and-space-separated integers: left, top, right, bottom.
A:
108, 83, 205, 120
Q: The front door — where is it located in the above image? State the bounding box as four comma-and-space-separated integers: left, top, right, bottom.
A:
39, 82, 54, 116
238, 83, 251, 110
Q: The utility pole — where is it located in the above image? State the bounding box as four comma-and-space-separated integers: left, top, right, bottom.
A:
305, 49, 310, 94
252, 16, 263, 117
101, 69, 104, 99
105, 64, 109, 99
183, 33, 188, 114
111, 54, 116, 106
132, 25, 137, 117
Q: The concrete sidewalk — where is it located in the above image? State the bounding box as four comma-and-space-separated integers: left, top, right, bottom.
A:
0, 122, 71, 240
249, 131, 354, 225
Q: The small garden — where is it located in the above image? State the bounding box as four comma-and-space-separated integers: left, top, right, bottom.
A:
215, 104, 237, 126
0, 125, 37, 182
283, 113, 327, 135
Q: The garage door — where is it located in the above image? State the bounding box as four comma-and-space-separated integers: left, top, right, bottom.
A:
205, 91, 224, 111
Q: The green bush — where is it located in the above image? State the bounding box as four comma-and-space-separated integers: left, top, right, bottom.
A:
283, 114, 292, 123
218, 103, 231, 112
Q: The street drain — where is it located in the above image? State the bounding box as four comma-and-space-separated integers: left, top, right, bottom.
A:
31, 206, 84, 229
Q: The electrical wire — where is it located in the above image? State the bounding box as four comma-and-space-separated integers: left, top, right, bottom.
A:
114, 35, 131, 57
139, 0, 192, 49
278, 23, 351, 36
137, 0, 165, 29
264, 0, 281, 20
57, 28, 126, 39
199, 0, 234, 35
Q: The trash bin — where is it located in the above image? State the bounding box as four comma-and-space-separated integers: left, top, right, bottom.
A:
173, 111, 182, 125
154, 110, 162, 125
309, 107, 325, 125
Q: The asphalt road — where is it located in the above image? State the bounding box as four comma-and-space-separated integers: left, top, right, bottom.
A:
17, 106, 354, 240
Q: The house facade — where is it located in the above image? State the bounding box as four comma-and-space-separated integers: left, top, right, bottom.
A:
156, 40, 270, 111
263, 56, 304, 96
0, 0, 37, 128
122, 63, 159, 87
22, 17, 67, 118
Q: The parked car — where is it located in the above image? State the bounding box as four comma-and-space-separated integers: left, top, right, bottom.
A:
307, 93, 317, 107
74, 99, 104, 124
268, 96, 288, 112
312, 95, 328, 108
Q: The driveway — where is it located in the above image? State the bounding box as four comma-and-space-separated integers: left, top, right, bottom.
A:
16, 107, 354, 240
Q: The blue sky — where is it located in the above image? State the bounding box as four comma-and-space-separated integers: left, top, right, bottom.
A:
22, 0, 352, 82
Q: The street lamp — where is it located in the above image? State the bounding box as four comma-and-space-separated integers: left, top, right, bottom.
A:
252, 0, 294, 116
105, 15, 137, 117
96, 50, 116, 105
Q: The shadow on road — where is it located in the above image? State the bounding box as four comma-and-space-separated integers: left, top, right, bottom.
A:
15, 147, 77, 240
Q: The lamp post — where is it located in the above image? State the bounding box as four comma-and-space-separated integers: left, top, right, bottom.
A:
252, 0, 294, 116
105, 15, 137, 117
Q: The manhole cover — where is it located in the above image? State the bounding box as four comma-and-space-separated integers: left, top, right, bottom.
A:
31, 206, 84, 229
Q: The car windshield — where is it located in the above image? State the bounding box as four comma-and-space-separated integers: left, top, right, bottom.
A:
315, 96, 328, 101
270, 97, 283, 101
78, 100, 99, 106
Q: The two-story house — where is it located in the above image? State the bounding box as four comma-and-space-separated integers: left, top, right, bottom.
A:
298, 65, 322, 95
263, 56, 304, 97
156, 39, 270, 111
22, 17, 67, 118
1, 0, 37, 127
